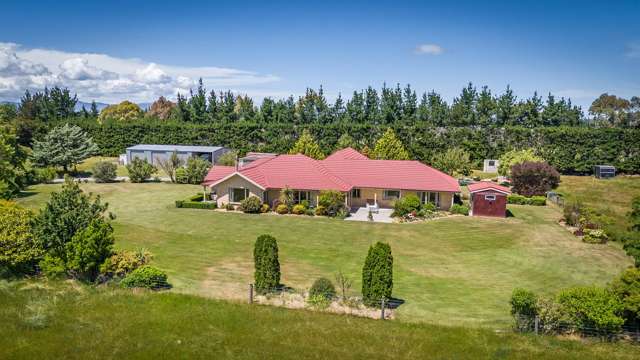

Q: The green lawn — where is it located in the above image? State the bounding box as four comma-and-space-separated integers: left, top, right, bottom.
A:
556, 175, 640, 235
1, 280, 638, 360
73, 156, 168, 178
17, 181, 633, 327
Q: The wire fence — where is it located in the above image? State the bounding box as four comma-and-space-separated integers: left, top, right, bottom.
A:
514, 315, 640, 343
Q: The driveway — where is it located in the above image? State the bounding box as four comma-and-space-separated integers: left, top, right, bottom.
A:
345, 207, 394, 223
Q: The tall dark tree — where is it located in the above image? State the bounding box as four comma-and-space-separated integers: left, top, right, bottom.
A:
364, 86, 380, 124
496, 85, 517, 126
346, 90, 365, 123
401, 84, 417, 122
450, 83, 477, 126
90, 101, 99, 118
188, 78, 208, 123
476, 86, 496, 126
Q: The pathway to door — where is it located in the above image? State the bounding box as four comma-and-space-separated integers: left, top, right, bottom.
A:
345, 207, 394, 223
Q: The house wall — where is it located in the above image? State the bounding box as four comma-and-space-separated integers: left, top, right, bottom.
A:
210, 175, 264, 207
349, 189, 454, 210
264, 189, 321, 208
471, 190, 507, 217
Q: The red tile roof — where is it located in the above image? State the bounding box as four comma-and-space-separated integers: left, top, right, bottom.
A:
203, 148, 461, 193
467, 182, 511, 194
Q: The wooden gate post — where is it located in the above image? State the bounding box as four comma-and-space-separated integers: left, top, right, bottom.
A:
249, 284, 254, 304
534, 316, 539, 335
380, 298, 386, 320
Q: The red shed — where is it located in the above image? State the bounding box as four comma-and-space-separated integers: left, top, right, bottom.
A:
468, 182, 511, 217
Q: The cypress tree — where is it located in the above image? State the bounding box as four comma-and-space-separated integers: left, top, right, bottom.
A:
361, 242, 393, 306
254, 234, 280, 293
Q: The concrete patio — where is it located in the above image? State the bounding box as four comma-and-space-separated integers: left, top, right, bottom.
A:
345, 207, 394, 223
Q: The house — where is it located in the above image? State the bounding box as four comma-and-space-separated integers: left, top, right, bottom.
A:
125, 144, 229, 166
202, 147, 460, 210
483, 159, 500, 173
468, 182, 511, 217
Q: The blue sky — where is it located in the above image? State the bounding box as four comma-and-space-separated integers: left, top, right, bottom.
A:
1, 0, 638, 110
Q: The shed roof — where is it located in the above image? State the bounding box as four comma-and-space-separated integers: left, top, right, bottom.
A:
127, 144, 225, 152
467, 182, 511, 194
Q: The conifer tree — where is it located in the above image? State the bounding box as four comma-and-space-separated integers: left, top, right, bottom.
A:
371, 128, 410, 160
32, 123, 98, 172
254, 234, 280, 293
362, 242, 393, 306
336, 133, 356, 150
289, 129, 325, 159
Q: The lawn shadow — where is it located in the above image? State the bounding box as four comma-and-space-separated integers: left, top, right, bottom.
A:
16, 190, 39, 199
386, 297, 406, 309
506, 209, 515, 218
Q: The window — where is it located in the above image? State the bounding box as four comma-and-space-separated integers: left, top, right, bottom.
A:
383, 190, 400, 200
230, 187, 249, 203
419, 191, 440, 207
484, 194, 496, 201
293, 190, 310, 204
351, 188, 361, 199
488, 160, 495, 166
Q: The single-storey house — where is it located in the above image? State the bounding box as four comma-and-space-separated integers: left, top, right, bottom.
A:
202, 147, 460, 210
468, 182, 511, 217
125, 144, 229, 166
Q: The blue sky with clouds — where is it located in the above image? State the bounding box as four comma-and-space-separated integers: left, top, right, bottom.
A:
0, 0, 638, 109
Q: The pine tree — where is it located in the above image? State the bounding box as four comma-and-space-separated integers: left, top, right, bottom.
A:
336, 133, 356, 150
254, 234, 280, 293
401, 84, 417, 122
371, 128, 410, 160
32, 123, 98, 172
346, 91, 365, 123
361, 242, 393, 307
207, 90, 220, 122
496, 85, 517, 126
289, 129, 325, 159
476, 86, 496, 126
364, 86, 380, 124
332, 93, 346, 122
90, 101, 99, 118
188, 78, 208, 123
450, 82, 477, 126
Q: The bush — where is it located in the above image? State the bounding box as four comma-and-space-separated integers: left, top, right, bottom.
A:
392, 194, 421, 217
314, 205, 327, 216
536, 297, 568, 334
100, 249, 152, 278
556, 286, 624, 332
254, 234, 280, 293
0, 200, 43, 274
225, 203, 235, 211
510, 288, 538, 316
121, 265, 170, 289
450, 203, 469, 216
530, 196, 547, 206
291, 204, 306, 215
184, 156, 211, 184
610, 267, 640, 326
276, 204, 289, 214
318, 190, 346, 217
583, 229, 609, 244
240, 196, 262, 213
34, 166, 57, 184
260, 203, 270, 213
507, 194, 528, 205
175, 167, 188, 184
361, 242, 393, 307
65, 219, 115, 282
563, 201, 585, 227
92, 161, 117, 183
175, 201, 216, 210
309, 277, 336, 300
306, 294, 331, 309
305, 208, 315, 216
498, 149, 543, 176
630, 196, 640, 232
510, 161, 560, 197
126, 158, 156, 183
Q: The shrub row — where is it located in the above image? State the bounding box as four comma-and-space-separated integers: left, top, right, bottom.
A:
175, 200, 216, 210
507, 194, 547, 206
60, 119, 640, 174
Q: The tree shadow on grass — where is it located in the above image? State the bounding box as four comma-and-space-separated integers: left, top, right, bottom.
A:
506, 209, 515, 218
16, 191, 39, 199
386, 297, 406, 309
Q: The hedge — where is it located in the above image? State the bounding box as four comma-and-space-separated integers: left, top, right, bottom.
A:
175, 200, 216, 210
507, 194, 547, 206
59, 119, 640, 174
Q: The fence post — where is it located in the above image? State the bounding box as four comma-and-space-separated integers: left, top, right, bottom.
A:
249, 284, 254, 304
534, 316, 539, 335
380, 298, 386, 320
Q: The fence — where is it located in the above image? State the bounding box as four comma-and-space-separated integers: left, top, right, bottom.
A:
514, 315, 640, 343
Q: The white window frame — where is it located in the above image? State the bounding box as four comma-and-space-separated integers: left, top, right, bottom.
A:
229, 187, 249, 203
418, 191, 440, 208
383, 189, 400, 200
293, 190, 310, 204
484, 194, 496, 201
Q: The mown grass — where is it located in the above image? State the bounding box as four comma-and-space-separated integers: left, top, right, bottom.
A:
17, 181, 633, 327
1, 280, 638, 360
556, 175, 640, 236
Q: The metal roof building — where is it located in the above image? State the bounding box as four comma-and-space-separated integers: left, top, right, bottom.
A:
125, 144, 229, 165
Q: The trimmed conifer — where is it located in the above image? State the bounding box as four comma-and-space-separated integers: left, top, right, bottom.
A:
254, 234, 281, 293
361, 242, 393, 306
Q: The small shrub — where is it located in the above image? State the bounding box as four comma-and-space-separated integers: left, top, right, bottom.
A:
291, 204, 306, 215
92, 161, 117, 183
184, 157, 211, 184
126, 158, 156, 183
318, 190, 346, 217
450, 203, 469, 216
305, 208, 315, 216
563, 201, 584, 227
314, 205, 327, 216
253, 234, 280, 293
225, 203, 236, 211
175, 200, 184, 208
510, 288, 538, 316
536, 297, 567, 334
392, 194, 421, 217
309, 277, 336, 300
530, 196, 547, 206
100, 249, 152, 278
557, 286, 624, 332
188, 194, 204, 202
307, 294, 331, 309
260, 203, 270, 213
583, 229, 609, 244
175, 167, 188, 184
34, 167, 57, 184
121, 265, 169, 289
178, 201, 216, 210
240, 196, 262, 213
276, 204, 289, 214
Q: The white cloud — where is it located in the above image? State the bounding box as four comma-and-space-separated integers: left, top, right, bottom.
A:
0, 42, 281, 103
414, 43, 444, 55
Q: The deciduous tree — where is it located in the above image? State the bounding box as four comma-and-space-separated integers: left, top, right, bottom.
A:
371, 128, 410, 160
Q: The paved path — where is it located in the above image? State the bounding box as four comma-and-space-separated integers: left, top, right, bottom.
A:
345, 207, 394, 223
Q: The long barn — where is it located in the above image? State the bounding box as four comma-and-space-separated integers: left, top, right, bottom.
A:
125, 144, 229, 165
